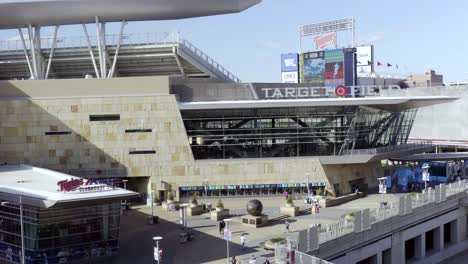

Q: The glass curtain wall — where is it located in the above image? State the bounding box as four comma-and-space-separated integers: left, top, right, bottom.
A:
0, 202, 121, 264
182, 107, 417, 160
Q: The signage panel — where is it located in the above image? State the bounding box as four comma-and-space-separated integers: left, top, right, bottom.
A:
281, 54, 299, 72
313, 32, 337, 50
300, 51, 325, 84
281, 72, 299, 83
356, 46, 373, 66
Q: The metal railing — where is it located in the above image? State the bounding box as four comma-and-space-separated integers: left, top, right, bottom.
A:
275, 240, 333, 264
275, 180, 467, 263
0, 31, 241, 83
369, 202, 399, 225
318, 219, 354, 243
179, 39, 240, 83
342, 141, 433, 156
0, 32, 179, 51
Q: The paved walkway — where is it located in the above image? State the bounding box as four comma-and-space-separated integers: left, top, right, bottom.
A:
116, 194, 401, 264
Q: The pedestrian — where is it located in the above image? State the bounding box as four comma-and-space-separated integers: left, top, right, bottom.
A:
248, 255, 256, 264
231, 256, 237, 264
264, 258, 270, 264
284, 220, 290, 233
221, 221, 227, 235
240, 234, 246, 250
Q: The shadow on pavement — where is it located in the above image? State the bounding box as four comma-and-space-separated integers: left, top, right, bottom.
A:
117, 208, 256, 264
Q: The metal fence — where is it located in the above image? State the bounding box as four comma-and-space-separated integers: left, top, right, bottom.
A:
179, 39, 240, 83
369, 202, 399, 225
318, 219, 354, 243
275, 240, 333, 264
275, 180, 467, 263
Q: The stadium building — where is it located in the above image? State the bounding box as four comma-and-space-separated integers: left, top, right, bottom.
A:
0, 0, 458, 203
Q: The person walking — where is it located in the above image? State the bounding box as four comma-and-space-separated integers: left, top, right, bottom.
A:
264, 258, 270, 264
240, 234, 246, 250
219, 221, 225, 235
231, 256, 237, 264
248, 255, 257, 264
284, 220, 290, 233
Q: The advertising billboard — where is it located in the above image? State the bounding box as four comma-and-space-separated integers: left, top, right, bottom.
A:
356, 45, 374, 77
281, 72, 299, 83
313, 32, 337, 50
356, 46, 373, 66
324, 49, 344, 87
281, 53, 299, 72
300, 51, 325, 85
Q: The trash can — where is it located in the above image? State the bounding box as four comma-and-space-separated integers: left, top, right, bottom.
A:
147, 216, 158, 225
179, 232, 188, 244
187, 232, 194, 241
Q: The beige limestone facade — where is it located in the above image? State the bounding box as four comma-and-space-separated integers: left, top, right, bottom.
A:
0, 77, 382, 200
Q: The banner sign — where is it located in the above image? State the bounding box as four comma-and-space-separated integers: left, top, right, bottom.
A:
57, 178, 117, 192
313, 32, 337, 50
251, 84, 402, 100
356, 46, 373, 66
281, 54, 299, 72
300, 51, 325, 84
281, 72, 299, 83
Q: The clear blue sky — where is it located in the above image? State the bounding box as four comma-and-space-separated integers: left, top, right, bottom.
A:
1, 0, 467, 82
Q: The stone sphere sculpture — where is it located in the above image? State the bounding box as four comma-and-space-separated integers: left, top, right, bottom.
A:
246, 199, 263, 216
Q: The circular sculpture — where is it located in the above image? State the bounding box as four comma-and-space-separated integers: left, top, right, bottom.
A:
246, 199, 263, 216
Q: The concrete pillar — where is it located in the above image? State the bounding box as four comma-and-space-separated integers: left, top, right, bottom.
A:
398, 196, 406, 216
362, 208, 371, 231
308, 226, 319, 251
376, 251, 383, 264
451, 219, 461, 243
434, 225, 444, 251
298, 229, 308, 252
415, 233, 426, 259
391, 232, 405, 264
405, 195, 413, 214
354, 210, 362, 232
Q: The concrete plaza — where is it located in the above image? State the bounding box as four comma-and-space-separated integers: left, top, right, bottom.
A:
116, 194, 401, 264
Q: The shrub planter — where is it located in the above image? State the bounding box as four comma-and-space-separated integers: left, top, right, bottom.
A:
280, 205, 299, 216
186, 204, 204, 216
210, 208, 230, 221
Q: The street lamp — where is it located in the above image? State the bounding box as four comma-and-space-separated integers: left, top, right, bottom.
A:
122, 179, 128, 209
306, 172, 310, 196
203, 179, 208, 202
153, 236, 163, 264
223, 219, 232, 263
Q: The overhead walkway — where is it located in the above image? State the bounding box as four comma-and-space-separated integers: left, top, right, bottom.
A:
0, 32, 240, 82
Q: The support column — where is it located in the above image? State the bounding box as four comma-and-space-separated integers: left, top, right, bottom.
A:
390, 232, 405, 264
434, 226, 444, 252
415, 233, 426, 259
451, 219, 461, 244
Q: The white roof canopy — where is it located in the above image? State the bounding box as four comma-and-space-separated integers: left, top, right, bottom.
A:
0, 0, 261, 29
0, 164, 137, 208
